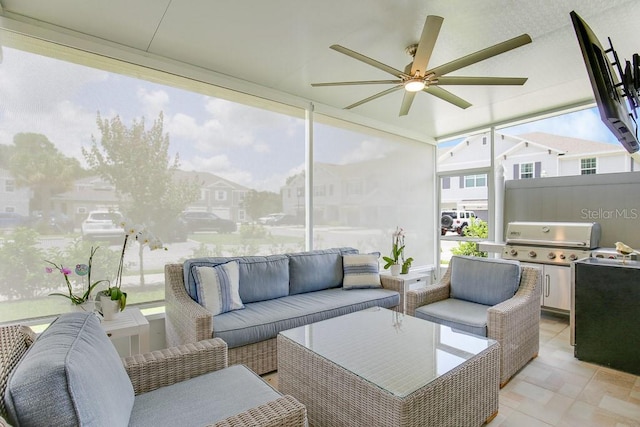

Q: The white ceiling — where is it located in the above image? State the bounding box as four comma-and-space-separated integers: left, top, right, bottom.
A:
1, 0, 639, 143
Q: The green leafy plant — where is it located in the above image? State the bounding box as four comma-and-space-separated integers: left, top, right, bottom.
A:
451, 219, 489, 257
383, 227, 412, 272
47, 246, 109, 305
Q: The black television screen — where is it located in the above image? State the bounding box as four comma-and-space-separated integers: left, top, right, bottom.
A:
570, 11, 639, 154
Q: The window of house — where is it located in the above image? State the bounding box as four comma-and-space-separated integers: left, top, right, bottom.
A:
215, 190, 227, 201
5, 179, 15, 192
346, 180, 363, 196
520, 163, 534, 179
464, 174, 487, 188
581, 157, 597, 175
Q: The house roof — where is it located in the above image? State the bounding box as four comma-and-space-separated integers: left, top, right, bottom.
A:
515, 132, 623, 156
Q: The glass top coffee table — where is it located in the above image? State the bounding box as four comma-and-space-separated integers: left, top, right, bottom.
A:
277, 307, 499, 427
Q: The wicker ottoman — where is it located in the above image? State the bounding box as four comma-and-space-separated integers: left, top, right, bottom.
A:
277, 307, 499, 427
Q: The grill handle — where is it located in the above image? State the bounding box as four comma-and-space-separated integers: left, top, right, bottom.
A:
505, 238, 588, 247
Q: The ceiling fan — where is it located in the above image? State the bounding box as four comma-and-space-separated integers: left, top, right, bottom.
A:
312, 15, 532, 116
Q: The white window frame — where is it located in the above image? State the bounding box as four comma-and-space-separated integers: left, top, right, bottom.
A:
520, 163, 534, 179
581, 157, 597, 175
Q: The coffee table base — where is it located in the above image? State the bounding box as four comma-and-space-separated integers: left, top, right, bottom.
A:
278, 334, 499, 427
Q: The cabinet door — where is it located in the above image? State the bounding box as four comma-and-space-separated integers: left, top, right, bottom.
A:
542, 265, 571, 311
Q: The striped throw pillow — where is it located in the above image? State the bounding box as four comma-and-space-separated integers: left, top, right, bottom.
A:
194, 261, 244, 315
342, 254, 381, 289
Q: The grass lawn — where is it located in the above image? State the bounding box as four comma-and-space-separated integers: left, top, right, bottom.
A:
0, 285, 165, 324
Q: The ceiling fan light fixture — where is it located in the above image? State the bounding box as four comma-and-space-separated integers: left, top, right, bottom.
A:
404, 78, 426, 92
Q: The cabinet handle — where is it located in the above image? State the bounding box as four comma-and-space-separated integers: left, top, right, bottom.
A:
545, 274, 550, 297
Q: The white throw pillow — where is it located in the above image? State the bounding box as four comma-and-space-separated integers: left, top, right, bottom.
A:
342, 254, 382, 289
194, 261, 244, 315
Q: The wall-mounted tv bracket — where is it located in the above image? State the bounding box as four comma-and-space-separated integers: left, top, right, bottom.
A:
606, 37, 640, 118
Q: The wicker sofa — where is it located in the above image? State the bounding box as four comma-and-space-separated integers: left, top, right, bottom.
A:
0, 312, 307, 427
165, 247, 402, 375
406, 255, 541, 386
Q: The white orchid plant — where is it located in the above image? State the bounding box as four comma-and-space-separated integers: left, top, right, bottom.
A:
99, 219, 166, 311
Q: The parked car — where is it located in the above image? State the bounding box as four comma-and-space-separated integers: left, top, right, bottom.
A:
257, 213, 285, 225
81, 210, 125, 242
270, 214, 303, 226
180, 211, 237, 233
30, 211, 75, 233
441, 210, 476, 236
0, 212, 29, 229
153, 217, 189, 243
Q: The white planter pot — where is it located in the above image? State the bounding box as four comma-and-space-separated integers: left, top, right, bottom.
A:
97, 295, 121, 321
390, 264, 401, 276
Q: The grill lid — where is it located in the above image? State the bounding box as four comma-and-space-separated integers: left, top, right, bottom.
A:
505, 221, 601, 249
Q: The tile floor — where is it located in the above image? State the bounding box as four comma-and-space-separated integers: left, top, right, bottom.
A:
263, 312, 640, 426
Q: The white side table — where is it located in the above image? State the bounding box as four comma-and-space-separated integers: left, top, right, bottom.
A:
381, 270, 433, 313
100, 307, 150, 356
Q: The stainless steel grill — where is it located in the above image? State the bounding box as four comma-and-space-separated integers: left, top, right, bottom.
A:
501, 221, 601, 266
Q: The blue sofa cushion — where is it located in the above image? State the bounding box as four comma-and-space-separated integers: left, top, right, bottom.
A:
129, 365, 282, 427
449, 256, 521, 306
184, 255, 289, 303
4, 312, 134, 427
287, 247, 358, 295
414, 298, 490, 337
212, 287, 399, 348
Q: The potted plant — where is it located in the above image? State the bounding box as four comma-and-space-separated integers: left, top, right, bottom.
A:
96, 220, 166, 319
383, 227, 406, 276
401, 256, 414, 274
47, 246, 109, 311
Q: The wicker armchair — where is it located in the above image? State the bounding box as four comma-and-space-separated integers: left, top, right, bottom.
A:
406, 257, 540, 387
0, 320, 306, 427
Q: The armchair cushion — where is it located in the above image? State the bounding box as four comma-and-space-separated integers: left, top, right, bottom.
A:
194, 261, 244, 315
414, 298, 490, 337
4, 312, 134, 427
129, 365, 282, 427
449, 256, 521, 306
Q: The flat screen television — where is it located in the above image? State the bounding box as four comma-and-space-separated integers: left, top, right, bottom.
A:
570, 10, 640, 154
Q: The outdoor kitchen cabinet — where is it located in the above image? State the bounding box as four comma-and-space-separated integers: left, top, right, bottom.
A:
522, 262, 571, 312
572, 257, 640, 375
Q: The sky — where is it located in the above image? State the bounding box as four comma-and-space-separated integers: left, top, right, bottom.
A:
0, 46, 401, 192
0, 44, 628, 191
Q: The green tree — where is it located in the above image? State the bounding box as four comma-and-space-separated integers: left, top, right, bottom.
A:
82, 112, 199, 284
451, 219, 489, 257
243, 189, 282, 221
7, 133, 81, 228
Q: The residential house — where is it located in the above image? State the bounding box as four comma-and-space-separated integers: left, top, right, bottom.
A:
438, 131, 640, 218
0, 168, 30, 216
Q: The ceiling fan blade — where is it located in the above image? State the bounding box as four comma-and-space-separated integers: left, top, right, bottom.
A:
429, 34, 532, 77
424, 86, 472, 109
436, 76, 528, 85
330, 45, 406, 78
411, 15, 444, 76
399, 92, 417, 116
312, 79, 402, 87
345, 85, 404, 110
